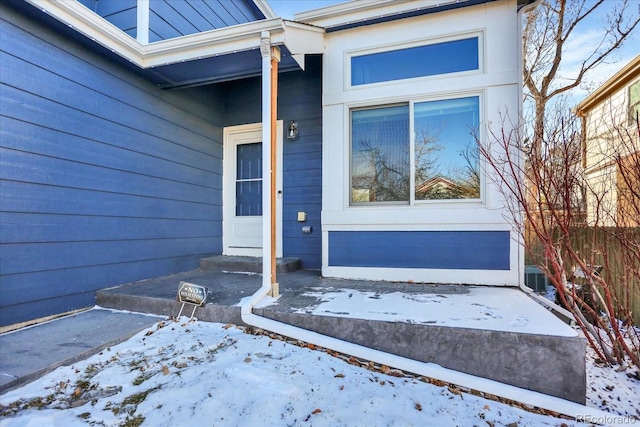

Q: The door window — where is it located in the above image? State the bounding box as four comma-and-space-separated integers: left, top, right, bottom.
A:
236, 142, 262, 216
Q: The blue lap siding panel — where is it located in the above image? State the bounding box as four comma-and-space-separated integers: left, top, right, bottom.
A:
76, 0, 266, 42
0, 4, 224, 326
149, 0, 266, 42
77, 0, 137, 38
328, 231, 510, 270
220, 55, 323, 270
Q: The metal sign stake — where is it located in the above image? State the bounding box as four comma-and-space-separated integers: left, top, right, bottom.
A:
176, 281, 209, 321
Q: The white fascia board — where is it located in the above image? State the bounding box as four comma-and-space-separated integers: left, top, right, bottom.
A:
28, 0, 142, 62
253, 0, 277, 19
142, 20, 325, 68
282, 20, 325, 68
26, 0, 325, 70
294, 0, 401, 22
139, 19, 287, 67
282, 21, 325, 54
295, 0, 465, 28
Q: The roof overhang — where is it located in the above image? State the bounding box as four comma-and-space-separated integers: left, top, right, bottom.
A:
25, 0, 325, 87
575, 55, 640, 115
253, 0, 278, 20
294, 0, 538, 32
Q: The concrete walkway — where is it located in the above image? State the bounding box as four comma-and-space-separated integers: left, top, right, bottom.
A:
0, 268, 586, 403
0, 269, 346, 394
0, 308, 161, 394
0, 269, 389, 395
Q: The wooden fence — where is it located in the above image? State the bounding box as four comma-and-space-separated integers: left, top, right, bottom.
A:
526, 226, 640, 325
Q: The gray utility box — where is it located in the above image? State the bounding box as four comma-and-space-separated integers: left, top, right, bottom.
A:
525, 265, 549, 292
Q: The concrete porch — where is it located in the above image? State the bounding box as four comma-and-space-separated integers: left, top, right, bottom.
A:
96, 256, 586, 403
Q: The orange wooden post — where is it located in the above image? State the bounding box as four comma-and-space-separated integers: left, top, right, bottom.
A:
269, 47, 280, 296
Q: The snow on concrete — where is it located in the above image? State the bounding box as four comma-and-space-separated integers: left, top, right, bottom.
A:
259, 286, 578, 337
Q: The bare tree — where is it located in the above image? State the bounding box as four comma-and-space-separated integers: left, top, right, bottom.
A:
479, 109, 640, 370
497, 0, 640, 370
523, 0, 639, 153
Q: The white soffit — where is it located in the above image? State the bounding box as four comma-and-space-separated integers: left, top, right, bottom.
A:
26, 0, 324, 70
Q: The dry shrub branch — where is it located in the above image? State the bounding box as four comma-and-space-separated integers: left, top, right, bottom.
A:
478, 109, 639, 371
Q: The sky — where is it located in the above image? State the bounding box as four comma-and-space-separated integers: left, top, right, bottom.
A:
268, 0, 639, 106
0, 306, 638, 426
555, 0, 639, 105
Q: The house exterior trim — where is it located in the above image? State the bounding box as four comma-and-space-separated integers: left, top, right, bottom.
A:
26, 0, 325, 70
319, 0, 524, 285
253, 0, 277, 20
575, 55, 640, 116
295, 0, 537, 31
324, 0, 496, 33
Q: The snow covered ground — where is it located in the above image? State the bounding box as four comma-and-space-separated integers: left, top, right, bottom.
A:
1, 316, 638, 426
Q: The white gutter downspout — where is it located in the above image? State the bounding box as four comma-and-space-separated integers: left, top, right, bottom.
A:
259, 31, 280, 297
260, 31, 273, 294
242, 3, 614, 424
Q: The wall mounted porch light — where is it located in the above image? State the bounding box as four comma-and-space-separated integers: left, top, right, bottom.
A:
287, 120, 298, 140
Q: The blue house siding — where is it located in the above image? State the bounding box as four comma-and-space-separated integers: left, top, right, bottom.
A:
0, 5, 224, 326
77, 0, 266, 43
279, 56, 323, 269
149, 0, 265, 42
78, 0, 137, 39
220, 55, 323, 269
328, 231, 511, 271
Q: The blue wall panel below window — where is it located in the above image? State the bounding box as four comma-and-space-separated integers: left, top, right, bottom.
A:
329, 231, 510, 270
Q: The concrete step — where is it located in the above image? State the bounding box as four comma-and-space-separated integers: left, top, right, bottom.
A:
95, 268, 586, 403
199, 255, 301, 273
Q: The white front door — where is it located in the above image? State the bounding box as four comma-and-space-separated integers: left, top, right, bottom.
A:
223, 122, 283, 257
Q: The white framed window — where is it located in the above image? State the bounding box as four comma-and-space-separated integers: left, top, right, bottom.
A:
346, 32, 482, 89
350, 95, 481, 205
629, 80, 640, 126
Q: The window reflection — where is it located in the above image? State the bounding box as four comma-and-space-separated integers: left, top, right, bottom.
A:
414, 97, 480, 200
350, 97, 480, 204
351, 105, 410, 203
236, 142, 262, 216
